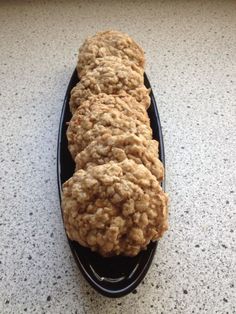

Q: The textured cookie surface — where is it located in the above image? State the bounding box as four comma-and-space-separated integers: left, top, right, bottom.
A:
75, 133, 164, 181
77, 30, 145, 77
67, 108, 152, 158
79, 55, 143, 78
70, 56, 150, 114
70, 92, 149, 123
62, 159, 168, 256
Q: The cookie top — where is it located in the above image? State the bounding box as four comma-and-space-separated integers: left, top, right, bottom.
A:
70, 92, 149, 123
70, 56, 150, 113
79, 55, 144, 78
77, 30, 145, 77
67, 108, 153, 158
62, 159, 168, 256
75, 133, 164, 181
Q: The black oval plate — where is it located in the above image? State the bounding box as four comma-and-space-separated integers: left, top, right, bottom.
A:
57, 69, 165, 298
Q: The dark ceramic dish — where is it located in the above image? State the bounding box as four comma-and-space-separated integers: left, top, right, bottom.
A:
57, 69, 165, 298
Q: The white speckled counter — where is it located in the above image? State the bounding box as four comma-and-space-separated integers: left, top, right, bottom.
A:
0, 1, 235, 313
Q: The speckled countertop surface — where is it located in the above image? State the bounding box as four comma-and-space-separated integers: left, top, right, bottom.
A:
0, 1, 235, 313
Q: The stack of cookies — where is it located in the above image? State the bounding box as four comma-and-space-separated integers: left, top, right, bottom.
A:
62, 31, 168, 257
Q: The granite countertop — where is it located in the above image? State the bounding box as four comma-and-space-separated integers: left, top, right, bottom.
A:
0, 1, 235, 313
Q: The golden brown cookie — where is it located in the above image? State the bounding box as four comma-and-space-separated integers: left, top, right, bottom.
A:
79, 55, 143, 78
67, 108, 152, 159
77, 30, 145, 77
70, 92, 149, 123
70, 56, 150, 113
75, 133, 164, 181
62, 159, 168, 256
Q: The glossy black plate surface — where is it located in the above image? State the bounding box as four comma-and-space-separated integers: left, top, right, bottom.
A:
57, 69, 165, 298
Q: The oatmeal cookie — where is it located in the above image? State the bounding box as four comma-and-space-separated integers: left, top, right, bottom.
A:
79, 55, 143, 78
70, 93, 149, 124
75, 133, 164, 181
67, 109, 152, 158
62, 159, 168, 256
77, 30, 145, 77
70, 56, 150, 113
